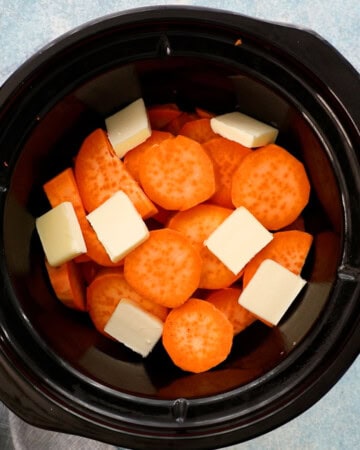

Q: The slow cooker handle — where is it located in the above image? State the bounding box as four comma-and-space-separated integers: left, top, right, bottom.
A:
220, 11, 360, 131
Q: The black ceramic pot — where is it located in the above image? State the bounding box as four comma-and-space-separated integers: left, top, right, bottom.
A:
0, 6, 359, 450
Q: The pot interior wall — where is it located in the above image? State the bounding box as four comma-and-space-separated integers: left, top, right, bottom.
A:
3, 56, 342, 398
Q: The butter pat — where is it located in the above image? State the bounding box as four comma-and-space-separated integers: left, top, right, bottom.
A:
239, 259, 307, 326
204, 206, 273, 275
105, 98, 151, 158
36, 202, 86, 267
86, 190, 149, 263
104, 298, 164, 357
210, 111, 278, 148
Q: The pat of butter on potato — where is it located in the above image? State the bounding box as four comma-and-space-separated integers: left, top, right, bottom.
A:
104, 298, 164, 357
86, 190, 149, 263
210, 111, 278, 148
36, 201, 87, 267
239, 259, 307, 326
204, 206, 273, 275
105, 98, 151, 158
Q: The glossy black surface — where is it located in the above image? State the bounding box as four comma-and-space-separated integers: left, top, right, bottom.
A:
0, 6, 359, 450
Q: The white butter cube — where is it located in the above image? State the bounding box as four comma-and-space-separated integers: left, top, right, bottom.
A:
86, 190, 149, 263
36, 202, 86, 267
104, 298, 164, 357
239, 259, 307, 326
204, 206, 273, 275
210, 111, 278, 148
105, 98, 151, 158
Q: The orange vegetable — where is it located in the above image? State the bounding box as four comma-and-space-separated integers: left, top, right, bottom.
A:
40, 103, 315, 373
45, 259, 86, 311
203, 137, 252, 208
168, 204, 242, 289
124, 130, 173, 183
147, 103, 182, 129
165, 112, 199, 135
195, 107, 215, 119
206, 288, 256, 335
124, 228, 202, 308
162, 298, 233, 373
74, 253, 92, 263
178, 118, 219, 143
87, 268, 168, 336
43, 167, 123, 267
231, 144, 311, 230
74, 128, 157, 218
243, 230, 313, 287
43, 167, 85, 216
139, 135, 216, 211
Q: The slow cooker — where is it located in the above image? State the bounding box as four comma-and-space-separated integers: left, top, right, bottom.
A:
0, 6, 359, 449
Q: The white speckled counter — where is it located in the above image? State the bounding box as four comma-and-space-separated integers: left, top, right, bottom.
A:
0, 1, 359, 449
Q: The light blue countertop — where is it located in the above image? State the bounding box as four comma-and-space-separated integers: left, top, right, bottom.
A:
0, 1, 359, 450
